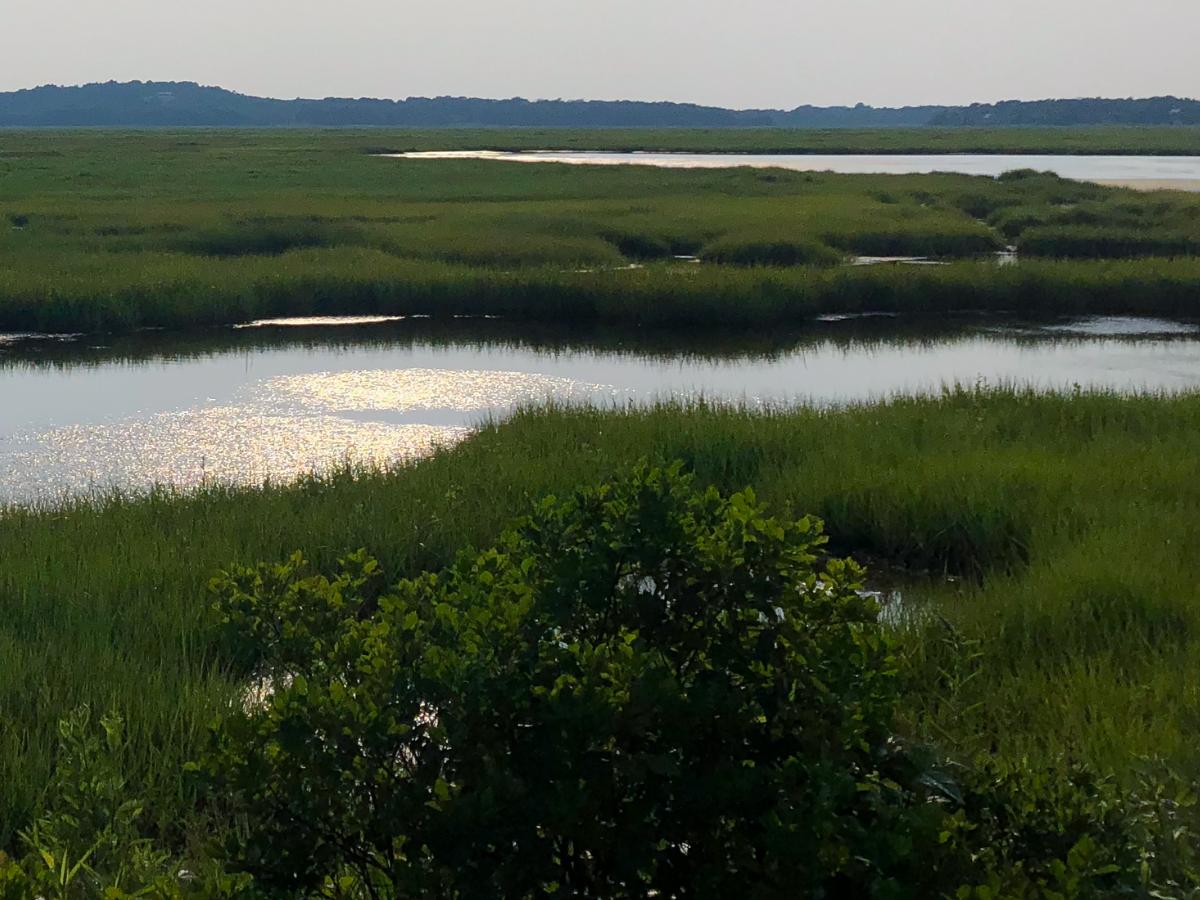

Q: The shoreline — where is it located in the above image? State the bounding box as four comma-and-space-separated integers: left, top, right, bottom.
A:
1091, 178, 1200, 192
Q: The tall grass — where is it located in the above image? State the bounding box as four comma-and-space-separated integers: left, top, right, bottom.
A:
2, 132, 1199, 332
8, 391, 1200, 846
8, 249, 1200, 333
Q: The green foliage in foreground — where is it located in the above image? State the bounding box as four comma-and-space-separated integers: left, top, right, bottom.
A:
204, 466, 935, 898
191, 465, 1197, 899
6, 465, 1200, 899
10, 393, 1200, 867
2, 131, 1200, 331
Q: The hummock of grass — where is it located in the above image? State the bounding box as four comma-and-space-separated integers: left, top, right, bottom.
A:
5, 389, 1200, 846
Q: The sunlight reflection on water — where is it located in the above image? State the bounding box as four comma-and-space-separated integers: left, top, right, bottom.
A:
6, 317, 1200, 505
0, 367, 619, 504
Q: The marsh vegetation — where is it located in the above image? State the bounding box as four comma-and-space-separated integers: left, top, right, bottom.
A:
8, 130, 1200, 896
3, 133, 1200, 333
5, 392, 1200, 888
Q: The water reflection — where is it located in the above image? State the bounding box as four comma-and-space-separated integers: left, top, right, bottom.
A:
3, 315, 1196, 372
392, 151, 1200, 183
3, 315, 1200, 505
5, 409, 465, 501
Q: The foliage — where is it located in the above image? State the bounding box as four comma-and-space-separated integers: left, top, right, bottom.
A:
194, 462, 1200, 899
0, 707, 209, 900
15, 388, 1200, 877
200, 464, 970, 898
0, 706, 259, 900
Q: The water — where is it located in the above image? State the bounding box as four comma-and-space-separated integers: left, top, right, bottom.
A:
3, 315, 1200, 505
394, 151, 1200, 184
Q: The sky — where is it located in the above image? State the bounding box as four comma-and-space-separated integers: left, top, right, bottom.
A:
1, 0, 1197, 109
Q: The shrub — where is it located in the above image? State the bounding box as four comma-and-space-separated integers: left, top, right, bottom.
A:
1, 707, 195, 900
997, 169, 1065, 183
989, 206, 1052, 241
200, 463, 964, 899
956, 193, 1013, 220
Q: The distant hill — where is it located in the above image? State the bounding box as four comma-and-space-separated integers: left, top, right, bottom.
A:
0, 81, 1197, 128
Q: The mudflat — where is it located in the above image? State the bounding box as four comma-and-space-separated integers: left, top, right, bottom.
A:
1092, 178, 1200, 192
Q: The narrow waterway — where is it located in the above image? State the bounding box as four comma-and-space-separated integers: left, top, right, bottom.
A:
391, 151, 1200, 187
3, 315, 1199, 504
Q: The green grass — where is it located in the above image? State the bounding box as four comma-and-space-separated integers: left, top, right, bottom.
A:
94, 126, 1200, 156
3, 131, 1200, 332
7, 390, 1200, 848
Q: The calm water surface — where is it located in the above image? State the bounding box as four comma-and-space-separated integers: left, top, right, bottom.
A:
3, 316, 1200, 504
395, 151, 1200, 182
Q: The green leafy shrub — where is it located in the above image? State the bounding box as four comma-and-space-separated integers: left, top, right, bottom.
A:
943, 760, 1200, 900
2, 708, 189, 900
200, 463, 969, 899
197, 463, 1200, 899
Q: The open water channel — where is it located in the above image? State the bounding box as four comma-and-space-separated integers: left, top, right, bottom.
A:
3, 315, 1200, 505
393, 151, 1200, 187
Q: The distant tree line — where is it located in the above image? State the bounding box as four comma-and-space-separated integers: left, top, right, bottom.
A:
930, 97, 1200, 126
0, 81, 1197, 127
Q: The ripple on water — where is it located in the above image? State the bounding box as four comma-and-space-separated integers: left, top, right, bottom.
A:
259, 368, 618, 414
1040, 316, 1199, 337
0, 368, 620, 504
0, 407, 469, 501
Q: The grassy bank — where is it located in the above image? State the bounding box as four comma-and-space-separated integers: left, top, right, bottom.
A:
402, 125, 1200, 155
12, 253, 1200, 333
6, 390, 1200, 847
3, 131, 1200, 332
9, 126, 1198, 156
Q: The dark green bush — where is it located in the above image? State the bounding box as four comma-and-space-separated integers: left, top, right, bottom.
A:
997, 169, 1065, 183
989, 207, 1052, 240
199, 464, 963, 898
956, 193, 1013, 220
193, 464, 1199, 899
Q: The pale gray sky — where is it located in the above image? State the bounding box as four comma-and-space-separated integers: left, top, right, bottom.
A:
2, 0, 1196, 108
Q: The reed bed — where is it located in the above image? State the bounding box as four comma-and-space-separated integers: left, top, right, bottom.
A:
5, 390, 1200, 847
6, 126, 1197, 157
3, 132, 1200, 333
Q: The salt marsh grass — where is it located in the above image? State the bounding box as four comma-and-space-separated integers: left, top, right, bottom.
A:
3, 132, 1200, 332
6, 390, 1200, 846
